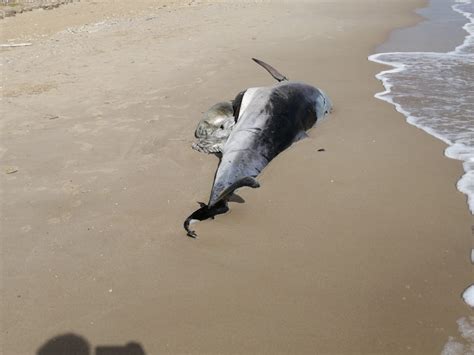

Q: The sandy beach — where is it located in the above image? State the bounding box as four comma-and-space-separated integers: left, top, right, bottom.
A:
1, 0, 473, 354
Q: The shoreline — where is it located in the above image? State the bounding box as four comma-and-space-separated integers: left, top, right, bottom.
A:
368, 3, 474, 349
1, 0, 473, 354
370, 0, 474, 215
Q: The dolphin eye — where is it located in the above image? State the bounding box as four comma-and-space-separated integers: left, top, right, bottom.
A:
220, 125, 225, 129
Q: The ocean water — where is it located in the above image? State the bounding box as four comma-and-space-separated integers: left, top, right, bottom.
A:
369, 2, 474, 351
369, 0, 474, 213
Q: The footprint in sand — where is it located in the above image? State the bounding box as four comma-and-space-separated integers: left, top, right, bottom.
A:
21, 225, 32, 233
48, 217, 61, 225
47, 212, 72, 225
69, 124, 90, 134
61, 180, 80, 195
71, 200, 82, 208
75, 141, 94, 152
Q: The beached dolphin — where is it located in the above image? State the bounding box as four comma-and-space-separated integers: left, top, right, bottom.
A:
184, 58, 332, 238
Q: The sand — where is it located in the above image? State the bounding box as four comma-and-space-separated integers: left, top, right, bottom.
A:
1, 0, 473, 354
376, 0, 469, 53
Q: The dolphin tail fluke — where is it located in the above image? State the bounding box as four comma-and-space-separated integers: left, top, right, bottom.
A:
252, 58, 288, 82
184, 177, 260, 238
210, 176, 260, 207
184, 200, 229, 238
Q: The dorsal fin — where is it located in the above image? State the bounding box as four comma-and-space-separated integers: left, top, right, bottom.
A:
252, 58, 288, 82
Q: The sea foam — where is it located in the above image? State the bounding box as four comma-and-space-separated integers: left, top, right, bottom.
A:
463, 285, 474, 308
442, 317, 474, 354
369, 0, 474, 213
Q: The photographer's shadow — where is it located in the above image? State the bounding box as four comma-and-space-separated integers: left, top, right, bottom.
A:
37, 333, 146, 355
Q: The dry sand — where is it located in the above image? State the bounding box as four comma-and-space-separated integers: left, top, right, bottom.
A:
1, 0, 473, 354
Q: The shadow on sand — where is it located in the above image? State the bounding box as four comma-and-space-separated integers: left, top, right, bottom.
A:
37, 333, 146, 355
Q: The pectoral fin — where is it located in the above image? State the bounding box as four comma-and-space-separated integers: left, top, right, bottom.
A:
210, 177, 260, 207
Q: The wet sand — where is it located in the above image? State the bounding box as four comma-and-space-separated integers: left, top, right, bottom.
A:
376, 0, 469, 53
1, 0, 473, 354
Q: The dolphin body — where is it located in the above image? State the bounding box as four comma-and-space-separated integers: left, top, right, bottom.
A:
184, 59, 332, 238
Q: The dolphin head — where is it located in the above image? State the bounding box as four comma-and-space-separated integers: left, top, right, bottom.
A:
315, 90, 333, 118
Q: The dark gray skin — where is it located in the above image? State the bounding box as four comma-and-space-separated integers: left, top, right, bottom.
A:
184, 59, 332, 238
